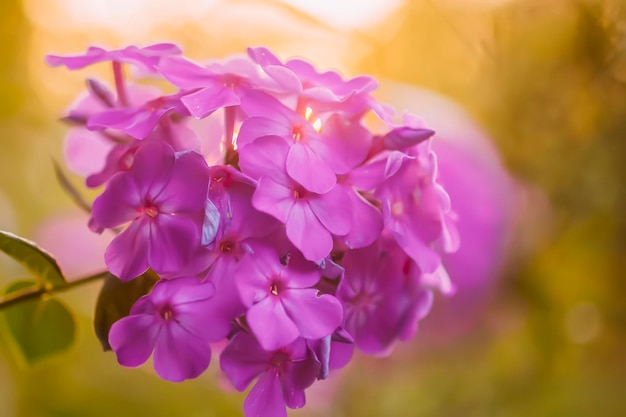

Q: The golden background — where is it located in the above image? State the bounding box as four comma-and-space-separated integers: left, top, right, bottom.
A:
1, 0, 625, 416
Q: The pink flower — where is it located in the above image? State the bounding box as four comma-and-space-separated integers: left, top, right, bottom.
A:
239, 135, 352, 261
109, 277, 227, 382
159, 55, 267, 119
375, 143, 459, 273
247, 46, 378, 115
238, 90, 370, 193
90, 141, 210, 280
337, 237, 433, 354
235, 244, 343, 351
87, 91, 191, 140
220, 332, 320, 417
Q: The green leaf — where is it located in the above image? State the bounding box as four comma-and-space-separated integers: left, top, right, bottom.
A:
2, 280, 76, 364
94, 270, 158, 351
0, 230, 66, 288
52, 159, 92, 214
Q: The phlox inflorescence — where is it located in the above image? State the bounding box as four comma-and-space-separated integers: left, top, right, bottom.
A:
47, 43, 459, 417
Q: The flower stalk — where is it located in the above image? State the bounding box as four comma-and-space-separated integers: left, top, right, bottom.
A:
0, 271, 108, 312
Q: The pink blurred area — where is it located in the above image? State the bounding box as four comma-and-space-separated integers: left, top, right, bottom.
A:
33, 210, 113, 280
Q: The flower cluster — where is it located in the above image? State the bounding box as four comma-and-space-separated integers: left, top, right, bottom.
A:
48, 43, 459, 417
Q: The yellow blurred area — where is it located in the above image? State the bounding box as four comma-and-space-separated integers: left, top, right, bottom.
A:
1, 0, 625, 416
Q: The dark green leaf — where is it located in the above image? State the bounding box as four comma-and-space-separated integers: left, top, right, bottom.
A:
0, 230, 66, 288
2, 280, 76, 364
94, 270, 158, 351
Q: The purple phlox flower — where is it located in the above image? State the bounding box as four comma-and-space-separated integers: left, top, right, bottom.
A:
83, 120, 202, 189
159, 55, 267, 119
375, 143, 459, 273
109, 276, 227, 382
239, 135, 352, 261
234, 244, 343, 351
332, 161, 386, 249
90, 140, 210, 281
247, 47, 377, 111
62, 81, 172, 184
87, 90, 191, 140
220, 332, 320, 417
200, 171, 280, 322
238, 89, 370, 193
337, 238, 434, 355
46, 43, 181, 71
332, 150, 418, 250
84, 142, 142, 189
61, 81, 142, 177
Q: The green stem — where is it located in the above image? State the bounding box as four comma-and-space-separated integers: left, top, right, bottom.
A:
0, 271, 108, 312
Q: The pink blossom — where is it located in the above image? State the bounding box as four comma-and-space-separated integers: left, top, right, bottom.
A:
90, 141, 210, 280
239, 135, 352, 261
220, 332, 320, 417
109, 277, 226, 382
235, 244, 343, 350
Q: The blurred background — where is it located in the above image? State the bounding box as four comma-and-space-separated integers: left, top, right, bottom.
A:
1, 0, 625, 416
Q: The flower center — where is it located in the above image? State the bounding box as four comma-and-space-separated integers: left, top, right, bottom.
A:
292, 186, 307, 200
160, 305, 175, 321
220, 240, 235, 253
269, 279, 283, 296
140, 204, 159, 218
270, 350, 289, 368
292, 125, 304, 142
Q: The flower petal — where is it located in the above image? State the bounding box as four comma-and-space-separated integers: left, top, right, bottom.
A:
153, 323, 212, 382
157, 150, 209, 214
286, 202, 332, 261
286, 142, 336, 194
131, 141, 175, 198
238, 116, 291, 148
244, 370, 287, 417
238, 135, 289, 183
109, 314, 159, 368
182, 85, 240, 119
309, 114, 370, 174
105, 218, 150, 281
252, 177, 295, 224
247, 297, 299, 351
148, 215, 200, 274
341, 190, 383, 249
220, 332, 272, 391
91, 173, 141, 229
159, 56, 214, 88
281, 290, 343, 340
308, 185, 351, 236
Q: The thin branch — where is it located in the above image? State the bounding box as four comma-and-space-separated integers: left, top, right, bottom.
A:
0, 271, 108, 312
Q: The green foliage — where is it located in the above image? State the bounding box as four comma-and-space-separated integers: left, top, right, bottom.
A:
94, 270, 158, 351
0, 230, 66, 288
0, 230, 80, 363
2, 280, 76, 364
52, 159, 92, 214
